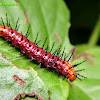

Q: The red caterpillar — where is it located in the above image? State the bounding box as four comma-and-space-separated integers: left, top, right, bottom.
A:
0, 14, 86, 82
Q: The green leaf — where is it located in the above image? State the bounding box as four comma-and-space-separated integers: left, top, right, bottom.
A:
0, 0, 71, 100
68, 45, 100, 100
0, 53, 49, 100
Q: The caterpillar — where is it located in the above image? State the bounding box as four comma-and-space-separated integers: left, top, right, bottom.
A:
0, 14, 86, 82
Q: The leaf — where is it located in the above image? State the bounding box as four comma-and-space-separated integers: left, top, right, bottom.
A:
0, 0, 71, 100
0, 53, 49, 100
68, 45, 100, 100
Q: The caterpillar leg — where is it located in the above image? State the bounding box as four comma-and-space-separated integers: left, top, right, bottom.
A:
42, 67, 48, 72
34, 63, 41, 69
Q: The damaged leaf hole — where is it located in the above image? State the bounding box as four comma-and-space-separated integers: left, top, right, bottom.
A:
12, 75, 26, 86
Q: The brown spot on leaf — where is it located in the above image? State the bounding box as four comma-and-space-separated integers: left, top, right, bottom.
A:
24, 11, 30, 24
14, 91, 44, 100
2, 53, 6, 59
15, 0, 19, 3
55, 32, 62, 43
48, 90, 50, 100
72, 52, 95, 66
12, 75, 26, 86
90, 60, 95, 66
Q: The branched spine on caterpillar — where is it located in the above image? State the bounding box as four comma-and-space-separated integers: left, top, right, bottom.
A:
0, 14, 86, 82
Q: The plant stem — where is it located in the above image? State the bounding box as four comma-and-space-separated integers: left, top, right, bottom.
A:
88, 15, 100, 47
